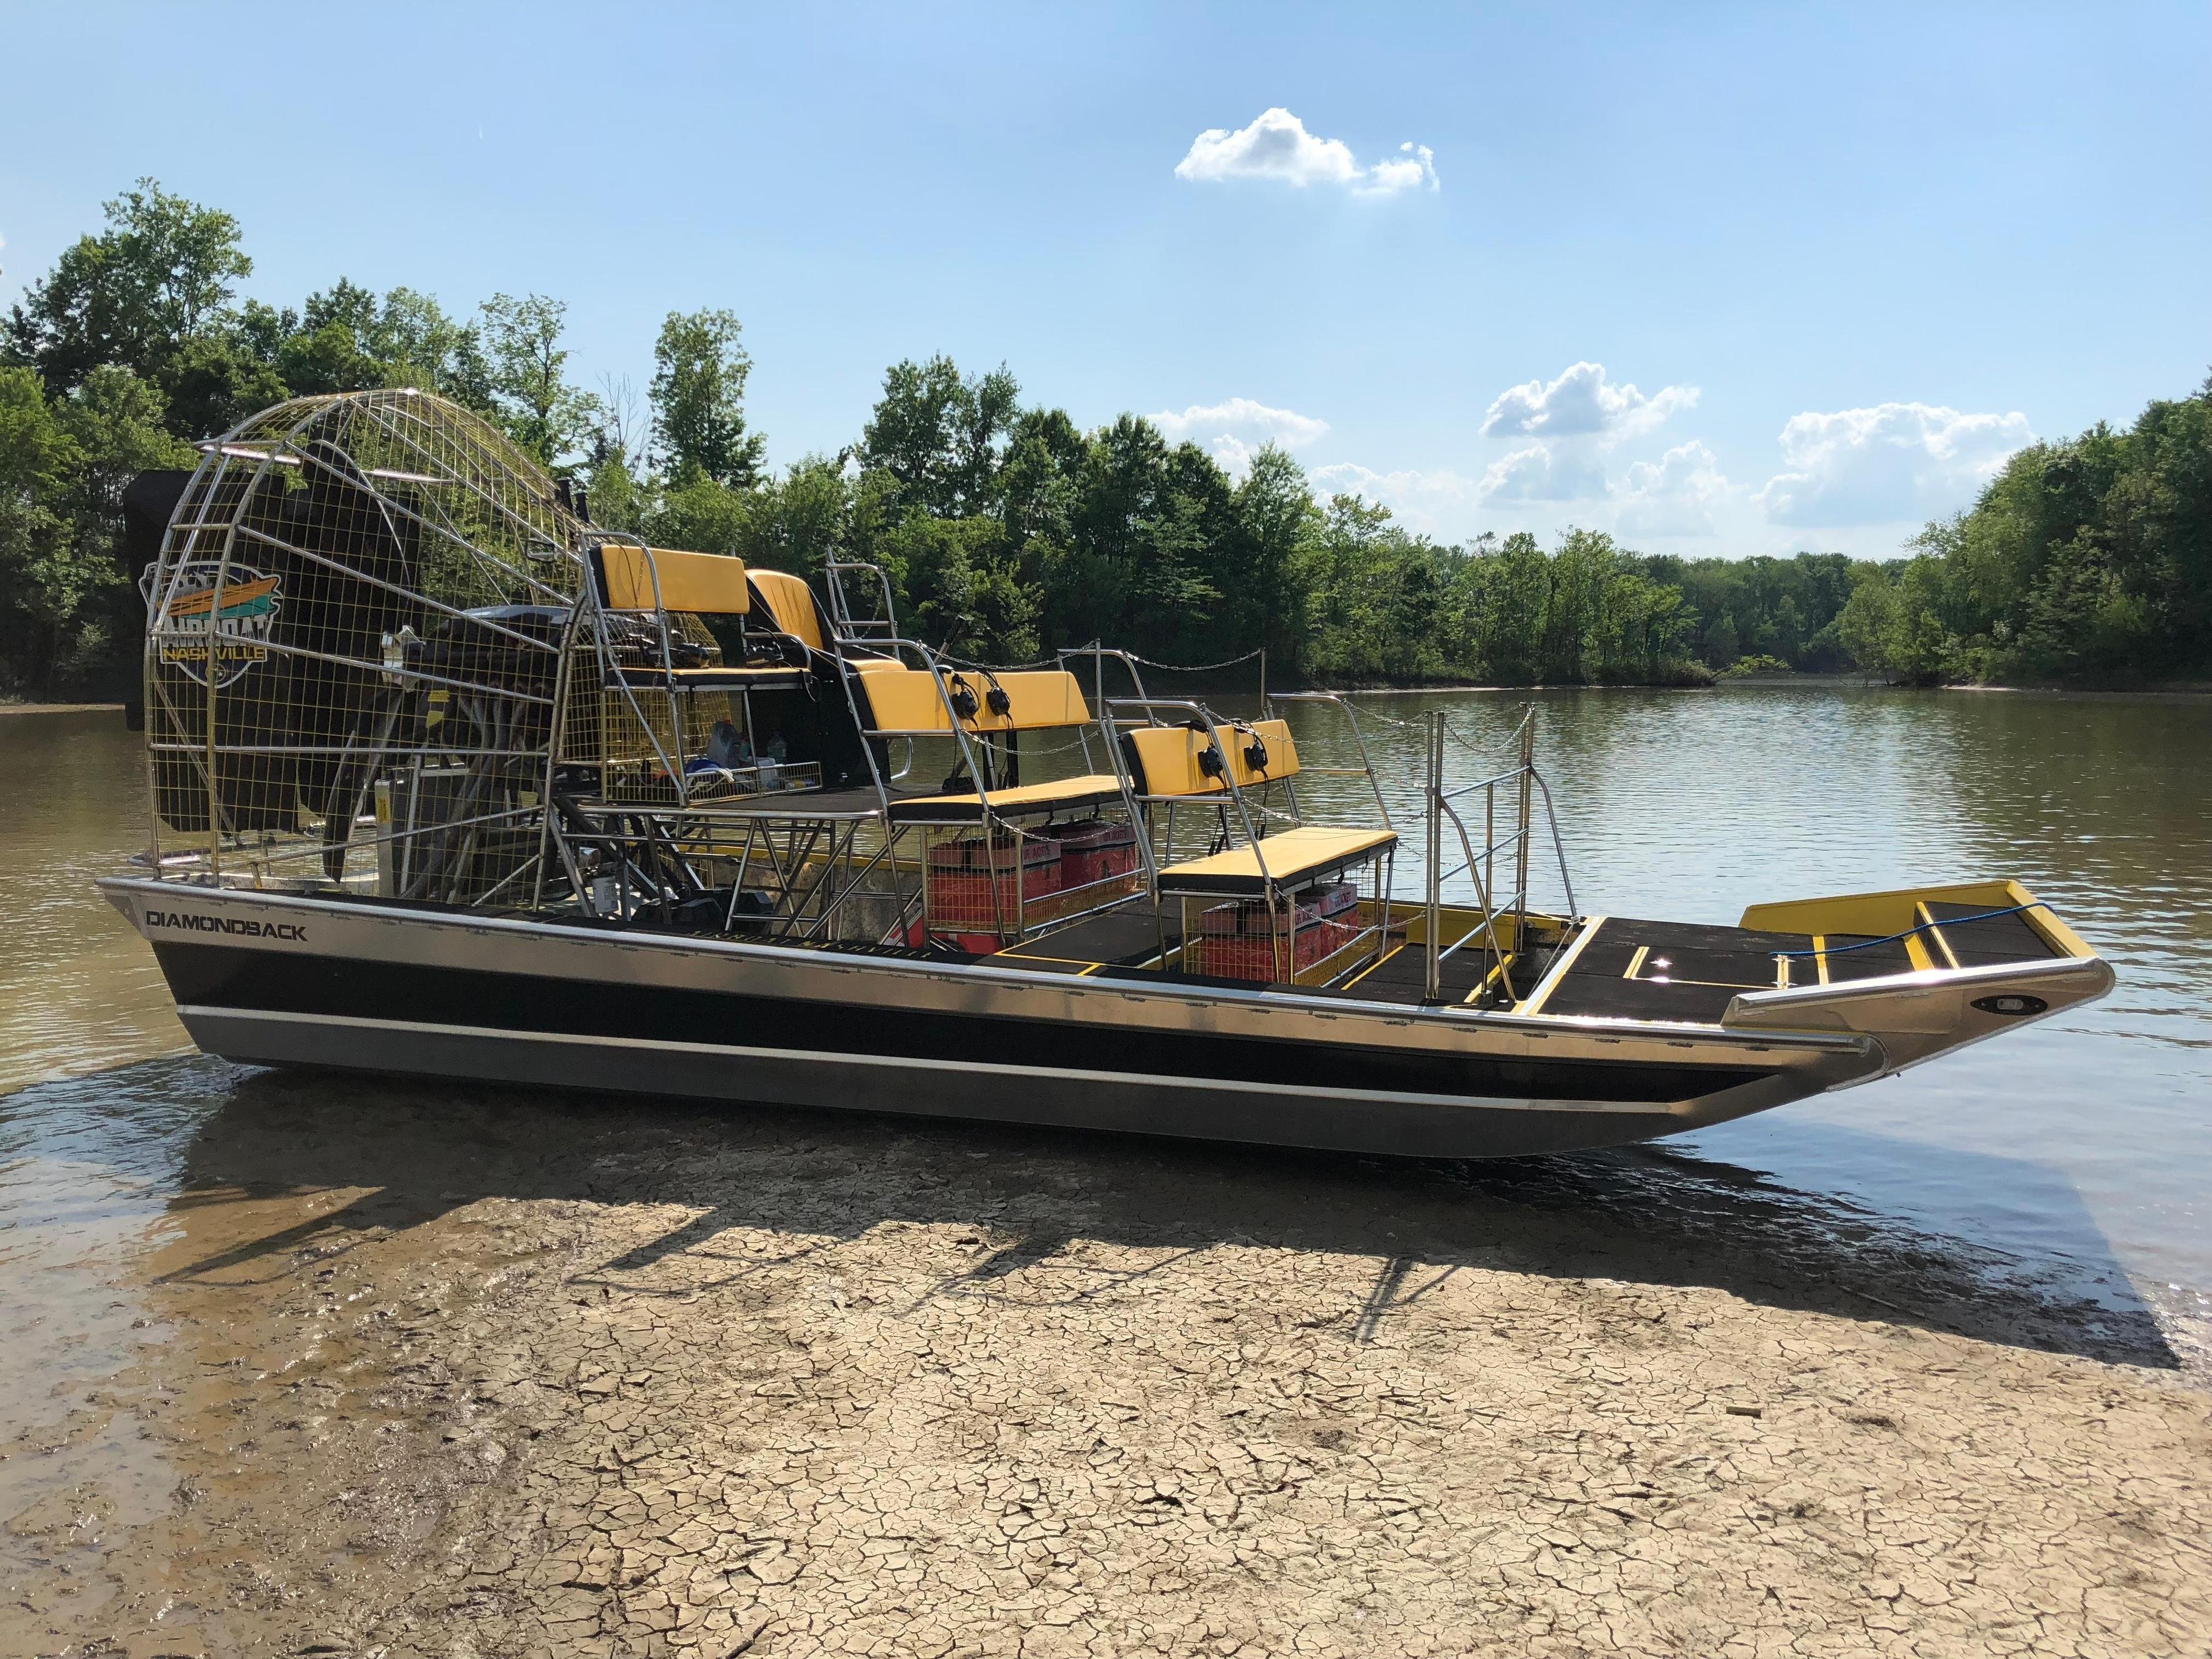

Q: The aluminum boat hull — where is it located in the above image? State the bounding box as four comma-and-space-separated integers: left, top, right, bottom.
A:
98, 878, 1910, 1159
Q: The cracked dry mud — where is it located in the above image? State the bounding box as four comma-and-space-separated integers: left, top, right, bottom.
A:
8, 1072, 2209, 1658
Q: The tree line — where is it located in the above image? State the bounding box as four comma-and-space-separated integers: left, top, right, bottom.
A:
4, 180, 2207, 699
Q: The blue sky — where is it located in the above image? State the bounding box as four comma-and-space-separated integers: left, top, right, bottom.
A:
3, 2, 2206, 559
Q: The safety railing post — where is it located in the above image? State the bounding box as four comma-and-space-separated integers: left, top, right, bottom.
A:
1514, 707, 1535, 952
1425, 709, 1443, 1001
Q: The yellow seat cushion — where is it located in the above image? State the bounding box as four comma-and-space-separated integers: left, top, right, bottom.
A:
889, 773, 1127, 824
1157, 824, 1396, 895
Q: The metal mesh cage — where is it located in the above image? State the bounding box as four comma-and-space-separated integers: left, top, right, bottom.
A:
142, 389, 584, 903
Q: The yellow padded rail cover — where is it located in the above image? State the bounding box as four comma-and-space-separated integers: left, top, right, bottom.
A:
857, 668, 1092, 734
597, 545, 750, 615
748, 569, 825, 650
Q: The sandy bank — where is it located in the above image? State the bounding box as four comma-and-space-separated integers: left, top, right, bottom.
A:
8, 1072, 2207, 1658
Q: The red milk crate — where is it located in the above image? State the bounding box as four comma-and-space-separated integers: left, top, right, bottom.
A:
1187, 899, 1336, 981
926, 832, 1062, 930
1052, 818, 1139, 890
1312, 880, 1359, 919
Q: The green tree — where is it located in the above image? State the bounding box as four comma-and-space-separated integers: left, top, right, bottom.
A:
738, 456, 854, 580
1229, 444, 1317, 665
4, 179, 251, 398
479, 293, 599, 468
860, 355, 1018, 517
0, 365, 190, 694
1475, 532, 1550, 683
650, 309, 767, 488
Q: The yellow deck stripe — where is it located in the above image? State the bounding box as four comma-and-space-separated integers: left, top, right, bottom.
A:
1516, 916, 1607, 1016
1338, 944, 1403, 989
1462, 952, 1518, 1005
1916, 903, 1961, 969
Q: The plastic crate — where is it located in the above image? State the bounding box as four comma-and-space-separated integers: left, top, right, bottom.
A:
1052, 819, 1139, 888
927, 833, 1063, 930
1197, 898, 1321, 937
1312, 880, 1359, 919
1188, 902, 1344, 982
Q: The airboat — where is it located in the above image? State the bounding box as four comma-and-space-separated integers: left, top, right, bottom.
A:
100, 390, 2113, 1158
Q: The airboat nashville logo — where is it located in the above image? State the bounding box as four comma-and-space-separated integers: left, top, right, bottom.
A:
147, 560, 283, 687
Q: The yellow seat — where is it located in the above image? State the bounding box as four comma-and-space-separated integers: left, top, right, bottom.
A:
1120, 719, 1298, 797
748, 569, 827, 651
889, 772, 1128, 824
1157, 824, 1396, 895
855, 667, 1092, 734
594, 544, 749, 613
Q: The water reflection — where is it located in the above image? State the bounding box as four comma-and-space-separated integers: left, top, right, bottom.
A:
0, 1056, 229, 1587
0, 710, 187, 1096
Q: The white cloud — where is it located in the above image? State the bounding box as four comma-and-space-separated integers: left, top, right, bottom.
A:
1613, 441, 1732, 537
1477, 442, 1608, 503
1309, 463, 1476, 527
1366, 142, 1439, 194
1315, 437, 1732, 541
1175, 109, 1438, 195
1757, 402, 2033, 527
1150, 397, 1329, 473
1480, 361, 1698, 442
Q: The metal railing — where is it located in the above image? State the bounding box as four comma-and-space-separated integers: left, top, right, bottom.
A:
1262, 689, 1393, 834
824, 560, 900, 645
1423, 707, 1578, 1004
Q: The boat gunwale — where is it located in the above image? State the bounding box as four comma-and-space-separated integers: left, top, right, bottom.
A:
98, 875, 1877, 1058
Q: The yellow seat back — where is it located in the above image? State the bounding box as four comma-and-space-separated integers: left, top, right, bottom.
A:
595, 544, 750, 615
1122, 718, 1298, 796
748, 569, 825, 650
855, 667, 1092, 734
855, 668, 956, 733
1122, 725, 1224, 797
1229, 718, 1298, 786
965, 671, 1091, 731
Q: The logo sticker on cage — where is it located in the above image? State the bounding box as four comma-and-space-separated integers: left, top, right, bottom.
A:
147, 561, 283, 687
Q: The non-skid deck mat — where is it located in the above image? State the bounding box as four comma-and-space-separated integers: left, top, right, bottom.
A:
997, 906, 1184, 970
1306, 941, 1498, 1006
1815, 935, 1918, 980
1537, 915, 1806, 1024
1923, 900, 2061, 967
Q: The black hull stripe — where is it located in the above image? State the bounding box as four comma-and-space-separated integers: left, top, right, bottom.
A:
152, 942, 1775, 1105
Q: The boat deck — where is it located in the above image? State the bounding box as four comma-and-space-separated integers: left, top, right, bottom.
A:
1528, 903, 2065, 1024
904, 899, 2071, 1025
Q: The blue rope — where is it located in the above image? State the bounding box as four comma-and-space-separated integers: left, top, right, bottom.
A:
1771, 902, 2042, 960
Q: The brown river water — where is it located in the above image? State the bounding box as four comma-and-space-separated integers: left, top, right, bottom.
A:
1, 690, 2208, 1651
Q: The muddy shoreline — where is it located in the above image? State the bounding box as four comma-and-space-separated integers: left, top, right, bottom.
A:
3, 1065, 2207, 1658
